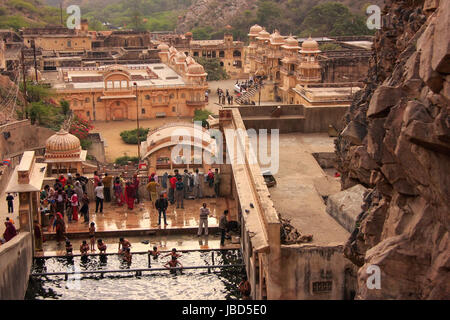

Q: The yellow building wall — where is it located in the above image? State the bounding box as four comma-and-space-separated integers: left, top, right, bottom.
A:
23, 36, 92, 51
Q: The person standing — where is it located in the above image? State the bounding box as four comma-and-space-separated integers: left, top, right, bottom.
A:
125, 181, 136, 210
146, 177, 159, 203
33, 220, 43, 251
198, 203, 210, 236
55, 189, 66, 218
175, 177, 184, 209
54, 213, 65, 244
133, 174, 140, 204
70, 192, 79, 222
219, 210, 229, 246
193, 169, 202, 199
93, 171, 101, 188
183, 169, 190, 199
80, 192, 90, 224
89, 222, 96, 252
94, 182, 104, 214
102, 173, 112, 202
155, 193, 169, 226
74, 181, 84, 206
169, 175, 177, 205
6, 193, 14, 213
214, 168, 221, 198
113, 177, 124, 206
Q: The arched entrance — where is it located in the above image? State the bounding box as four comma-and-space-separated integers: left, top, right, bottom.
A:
110, 101, 128, 120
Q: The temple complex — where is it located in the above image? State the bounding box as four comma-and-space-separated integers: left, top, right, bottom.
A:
243, 25, 370, 106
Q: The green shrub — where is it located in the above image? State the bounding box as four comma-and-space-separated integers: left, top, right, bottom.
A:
120, 128, 149, 144
115, 156, 139, 165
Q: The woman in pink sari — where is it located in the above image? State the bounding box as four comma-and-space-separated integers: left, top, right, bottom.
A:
125, 181, 136, 210
113, 177, 125, 206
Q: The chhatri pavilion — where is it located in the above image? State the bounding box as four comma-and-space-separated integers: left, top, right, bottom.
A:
43, 129, 87, 175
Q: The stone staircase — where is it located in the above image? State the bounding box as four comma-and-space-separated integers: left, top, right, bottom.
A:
235, 85, 260, 105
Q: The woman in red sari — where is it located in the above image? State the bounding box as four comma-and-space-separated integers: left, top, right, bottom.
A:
125, 181, 135, 210
54, 212, 66, 244
113, 177, 125, 206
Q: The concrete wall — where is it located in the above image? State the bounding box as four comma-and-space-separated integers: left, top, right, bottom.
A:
303, 106, 348, 132
279, 245, 357, 300
0, 232, 33, 300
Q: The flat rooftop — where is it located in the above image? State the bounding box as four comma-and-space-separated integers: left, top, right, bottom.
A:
46, 63, 186, 90
264, 133, 349, 246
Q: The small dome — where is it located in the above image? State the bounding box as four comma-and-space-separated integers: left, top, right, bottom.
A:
282, 36, 300, 49
187, 63, 206, 75
248, 24, 263, 36
45, 129, 81, 159
157, 43, 169, 52
256, 29, 270, 40
175, 51, 187, 63
270, 30, 284, 45
185, 31, 193, 37
300, 37, 320, 53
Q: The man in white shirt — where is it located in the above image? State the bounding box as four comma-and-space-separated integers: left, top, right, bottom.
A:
198, 203, 210, 236
94, 182, 105, 213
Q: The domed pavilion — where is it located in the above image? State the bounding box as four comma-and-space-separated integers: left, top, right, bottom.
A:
44, 129, 87, 174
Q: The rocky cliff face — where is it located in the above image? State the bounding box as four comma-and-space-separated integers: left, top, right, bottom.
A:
336, 0, 449, 299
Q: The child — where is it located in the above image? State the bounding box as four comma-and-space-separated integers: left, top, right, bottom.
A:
164, 256, 183, 274
89, 222, 96, 251
97, 239, 107, 254
123, 247, 132, 265
80, 240, 89, 256
65, 240, 73, 256
6, 193, 14, 214
163, 248, 181, 259
149, 246, 160, 259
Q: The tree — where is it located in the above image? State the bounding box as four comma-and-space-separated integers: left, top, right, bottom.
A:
60, 99, 71, 116
194, 57, 229, 81
299, 2, 371, 37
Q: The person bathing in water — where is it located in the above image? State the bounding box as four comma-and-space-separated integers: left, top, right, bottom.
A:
164, 256, 183, 274
162, 248, 181, 259
118, 237, 131, 254
123, 247, 132, 265
97, 239, 107, 255
149, 246, 160, 259
80, 240, 89, 257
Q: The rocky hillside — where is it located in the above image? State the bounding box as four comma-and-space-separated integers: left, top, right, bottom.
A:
177, 0, 384, 34
0, 0, 62, 29
336, 0, 449, 299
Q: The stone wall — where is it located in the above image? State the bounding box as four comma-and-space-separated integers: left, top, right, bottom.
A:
0, 120, 55, 159
279, 245, 357, 300
0, 232, 33, 300
233, 104, 348, 133
335, 0, 449, 299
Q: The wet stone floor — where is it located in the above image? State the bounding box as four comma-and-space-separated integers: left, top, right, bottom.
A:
43, 197, 235, 234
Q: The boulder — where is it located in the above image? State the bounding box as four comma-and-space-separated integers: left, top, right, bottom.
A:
326, 184, 368, 233
367, 86, 404, 117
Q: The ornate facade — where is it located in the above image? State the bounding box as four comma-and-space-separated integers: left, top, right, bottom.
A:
246, 25, 365, 106
42, 47, 208, 121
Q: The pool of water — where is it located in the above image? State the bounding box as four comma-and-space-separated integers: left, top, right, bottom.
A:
26, 250, 244, 300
